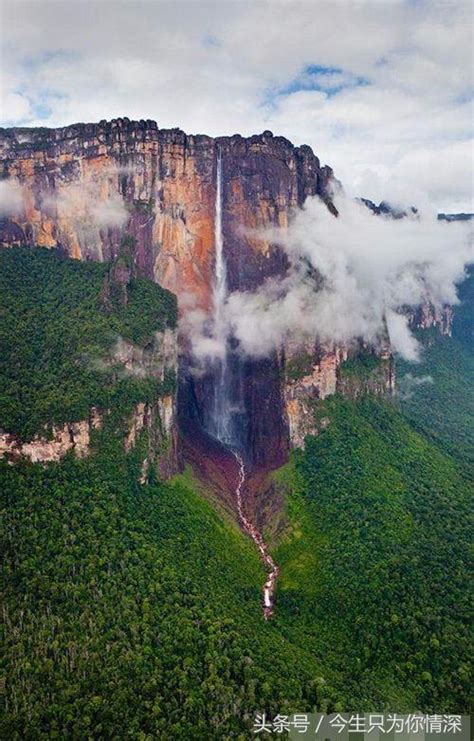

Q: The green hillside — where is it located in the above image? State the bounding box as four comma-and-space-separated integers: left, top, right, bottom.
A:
397, 270, 474, 467
1, 247, 329, 738
3, 454, 331, 739
1, 247, 472, 737
0, 245, 177, 440
272, 396, 472, 713
272, 278, 473, 713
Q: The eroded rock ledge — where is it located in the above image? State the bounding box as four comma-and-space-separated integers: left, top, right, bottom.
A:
0, 396, 177, 480
0, 409, 103, 464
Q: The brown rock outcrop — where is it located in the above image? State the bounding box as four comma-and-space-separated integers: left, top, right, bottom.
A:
124, 395, 178, 480
0, 119, 408, 470
407, 303, 453, 336
0, 411, 102, 464
0, 120, 334, 316
283, 340, 348, 448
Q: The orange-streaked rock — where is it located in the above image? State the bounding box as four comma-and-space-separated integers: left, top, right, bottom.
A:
0, 120, 332, 319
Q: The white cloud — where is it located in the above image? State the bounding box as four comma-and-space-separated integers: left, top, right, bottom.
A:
397, 372, 434, 400
385, 311, 420, 362
189, 193, 473, 362
38, 171, 129, 236
92, 192, 128, 229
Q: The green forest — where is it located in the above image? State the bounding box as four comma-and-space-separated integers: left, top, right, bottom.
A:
273, 395, 472, 713
0, 245, 177, 440
271, 274, 473, 714
1, 247, 473, 737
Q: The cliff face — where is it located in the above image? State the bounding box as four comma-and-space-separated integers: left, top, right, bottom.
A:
1, 121, 216, 309
0, 120, 333, 310
124, 395, 178, 481
0, 119, 337, 469
3, 118, 436, 471
408, 303, 453, 336
283, 340, 348, 449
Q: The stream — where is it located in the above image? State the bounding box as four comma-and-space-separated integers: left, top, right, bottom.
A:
233, 451, 279, 619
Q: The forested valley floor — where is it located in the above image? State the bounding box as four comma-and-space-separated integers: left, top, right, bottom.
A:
2, 248, 472, 738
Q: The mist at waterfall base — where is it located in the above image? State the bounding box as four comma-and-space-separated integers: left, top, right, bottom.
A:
185, 193, 473, 367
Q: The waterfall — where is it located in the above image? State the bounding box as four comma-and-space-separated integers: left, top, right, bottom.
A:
211, 148, 234, 444
213, 148, 226, 348
209, 147, 280, 619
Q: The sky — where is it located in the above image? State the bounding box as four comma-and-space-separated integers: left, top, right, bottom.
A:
0, 0, 473, 211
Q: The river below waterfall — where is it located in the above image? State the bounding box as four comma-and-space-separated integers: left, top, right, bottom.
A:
232, 451, 279, 619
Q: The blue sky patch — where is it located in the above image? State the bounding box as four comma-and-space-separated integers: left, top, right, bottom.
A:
202, 34, 221, 48
267, 64, 370, 106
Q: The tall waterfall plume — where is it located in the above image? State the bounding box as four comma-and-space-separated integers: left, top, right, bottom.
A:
208, 148, 280, 618
210, 148, 234, 444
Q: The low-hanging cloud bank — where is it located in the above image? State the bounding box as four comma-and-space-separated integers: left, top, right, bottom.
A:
188, 194, 473, 363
